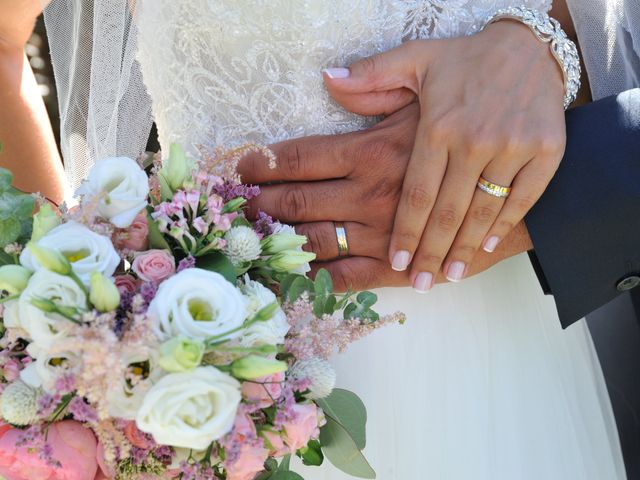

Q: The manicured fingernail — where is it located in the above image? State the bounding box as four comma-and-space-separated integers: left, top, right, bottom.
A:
483, 236, 500, 253
323, 67, 350, 79
446, 261, 466, 282
413, 272, 433, 293
391, 250, 411, 271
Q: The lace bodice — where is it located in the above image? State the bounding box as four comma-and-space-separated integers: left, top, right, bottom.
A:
136, 0, 551, 156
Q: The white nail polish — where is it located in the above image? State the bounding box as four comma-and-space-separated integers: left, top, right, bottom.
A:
483, 236, 500, 253
323, 67, 350, 79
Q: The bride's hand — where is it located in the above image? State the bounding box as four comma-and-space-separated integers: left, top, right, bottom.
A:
323, 19, 566, 291
238, 104, 533, 292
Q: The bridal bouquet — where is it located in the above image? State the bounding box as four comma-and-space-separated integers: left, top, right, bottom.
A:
0, 144, 403, 480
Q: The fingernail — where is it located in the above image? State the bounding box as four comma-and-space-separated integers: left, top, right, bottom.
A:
483, 236, 500, 253
323, 67, 350, 79
391, 250, 411, 271
446, 261, 466, 282
413, 272, 433, 293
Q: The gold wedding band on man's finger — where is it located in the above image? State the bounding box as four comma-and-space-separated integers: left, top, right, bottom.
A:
334, 221, 349, 257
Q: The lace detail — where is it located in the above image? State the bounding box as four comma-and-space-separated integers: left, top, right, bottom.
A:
136, 0, 551, 157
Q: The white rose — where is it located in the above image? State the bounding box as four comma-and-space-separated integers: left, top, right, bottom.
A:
20, 341, 80, 392
76, 156, 149, 228
238, 279, 289, 347
106, 346, 164, 420
271, 223, 311, 274
148, 268, 248, 341
20, 222, 120, 285
18, 270, 87, 348
136, 366, 241, 450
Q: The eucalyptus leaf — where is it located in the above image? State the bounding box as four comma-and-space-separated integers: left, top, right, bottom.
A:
0, 169, 12, 191
319, 417, 376, 479
196, 251, 237, 283
254, 472, 273, 480
0, 218, 20, 247
0, 250, 14, 266
287, 276, 313, 303
316, 388, 367, 449
269, 472, 305, 480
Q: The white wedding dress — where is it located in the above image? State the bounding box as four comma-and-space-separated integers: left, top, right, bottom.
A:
132, 1, 626, 479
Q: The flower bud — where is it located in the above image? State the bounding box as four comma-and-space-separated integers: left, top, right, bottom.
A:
251, 301, 279, 323
160, 144, 193, 192
89, 271, 121, 312
31, 203, 61, 242
230, 355, 288, 380
221, 197, 247, 214
30, 297, 57, 313
0, 265, 32, 294
26, 243, 72, 275
260, 233, 308, 255
158, 336, 204, 372
267, 250, 316, 273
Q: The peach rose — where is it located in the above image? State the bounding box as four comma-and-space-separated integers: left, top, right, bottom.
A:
240, 371, 285, 409
224, 414, 268, 480
131, 250, 176, 283
117, 212, 149, 251
281, 403, 321, 452
0, 420, 98, 480
123, 421, 155, 450
262, 430, 289, 457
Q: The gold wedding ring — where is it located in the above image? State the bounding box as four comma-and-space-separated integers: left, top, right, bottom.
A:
334, 222, 349, 257
477, 177, 512, 198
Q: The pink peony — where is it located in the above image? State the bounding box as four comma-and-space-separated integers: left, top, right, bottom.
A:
118, 212, 149, 251
282, 403, 321, 452
262, 430, 289, 457
3, 359, 21, 382
0, 420, 98, 480
241, 371, 285, 409
224, 414, 268, 480
95, 442, 115, 480
114, 275, 138, 295
131, 250, 176, 283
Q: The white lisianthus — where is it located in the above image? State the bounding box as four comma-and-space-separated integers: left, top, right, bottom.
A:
136, 366, 241, 450
270, 223, 311, 274
223, 226, 262, 265
20, 222, 120, 285
20, 342, 80, 392
76, 156, 149, 228
148, 268, 248, 341
238, 278, 289, 347
289, 357, 337, 399
17, 270, 87, 348
1, 381, 39, 425
106, 346, 163, 420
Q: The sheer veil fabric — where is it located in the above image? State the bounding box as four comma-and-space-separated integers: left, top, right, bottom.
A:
43, 1, 626, 478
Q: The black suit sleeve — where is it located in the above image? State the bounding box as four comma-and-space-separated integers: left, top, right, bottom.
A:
524, 88, 640, 328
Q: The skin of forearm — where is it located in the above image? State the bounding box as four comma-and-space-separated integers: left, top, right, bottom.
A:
0, 41, 67, 203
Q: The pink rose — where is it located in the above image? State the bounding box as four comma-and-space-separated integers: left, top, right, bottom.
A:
224, 414, 268, 480
131, 250, 176, 283
123, 421, 155, 450
282, 403, 320, 452
0, 420, 98, 480
241, 371, 285, 409
3, 359, 21, 382
262, 430, 289, 457
117, 213, 149, 251
114, 275, 138, 295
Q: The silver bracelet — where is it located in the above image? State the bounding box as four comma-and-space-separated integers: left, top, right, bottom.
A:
484, 6, 581, 110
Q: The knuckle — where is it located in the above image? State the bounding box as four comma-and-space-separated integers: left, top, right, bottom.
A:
496, 219, 515, 233
280, 142, 304, 177
452, 244, 477, 260
280, 186, 307, 219
403, 185, 433, 211
413, 252, 443, 270
467, 130, 495, 158
364, 176, 401, 206
425, 118, 452, 145
435, 206, 461, 232
470, 204, 499, 224
537, 133, 566, 158
394, 229, 421, 248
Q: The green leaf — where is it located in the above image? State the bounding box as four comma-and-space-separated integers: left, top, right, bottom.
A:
344, 291, 380, 322
146, 211, 171, 250
0, 218, 20, 246
232, 216, 252, 228
316, 388, 367, 449
269, 472, 305, 480
287, 276, 314, 303
322, 295, 337, 315
313, 269, 333, 297
0, 250, 14, 266
319, 417, 376, 479
0, 169, 12, 191
158, 172, 174, 201
196, 251, 237, 283
297, 439, 324, 466
254, 472, 273, 480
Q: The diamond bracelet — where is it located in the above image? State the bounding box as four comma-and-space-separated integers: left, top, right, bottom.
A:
484, 6, 581, 110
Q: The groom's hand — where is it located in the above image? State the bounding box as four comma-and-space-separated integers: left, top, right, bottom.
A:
238, 105, 532, 291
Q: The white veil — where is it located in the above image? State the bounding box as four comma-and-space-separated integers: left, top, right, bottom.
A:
566, 0, 640, 100
43, 0, 152, 190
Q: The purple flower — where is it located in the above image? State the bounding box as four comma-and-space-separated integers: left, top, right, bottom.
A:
213, 181, 260, 202
68, 397, 98, 423
177, 254, 197, 272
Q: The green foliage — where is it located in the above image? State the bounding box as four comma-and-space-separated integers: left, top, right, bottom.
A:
316, 389, 367, 449
319, 416, 376, 479
344, 292, 379, 322
196, 251, 236, 283
146, 210, 171, 250
297, 439, 324, 466
0, 168, 35, 248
